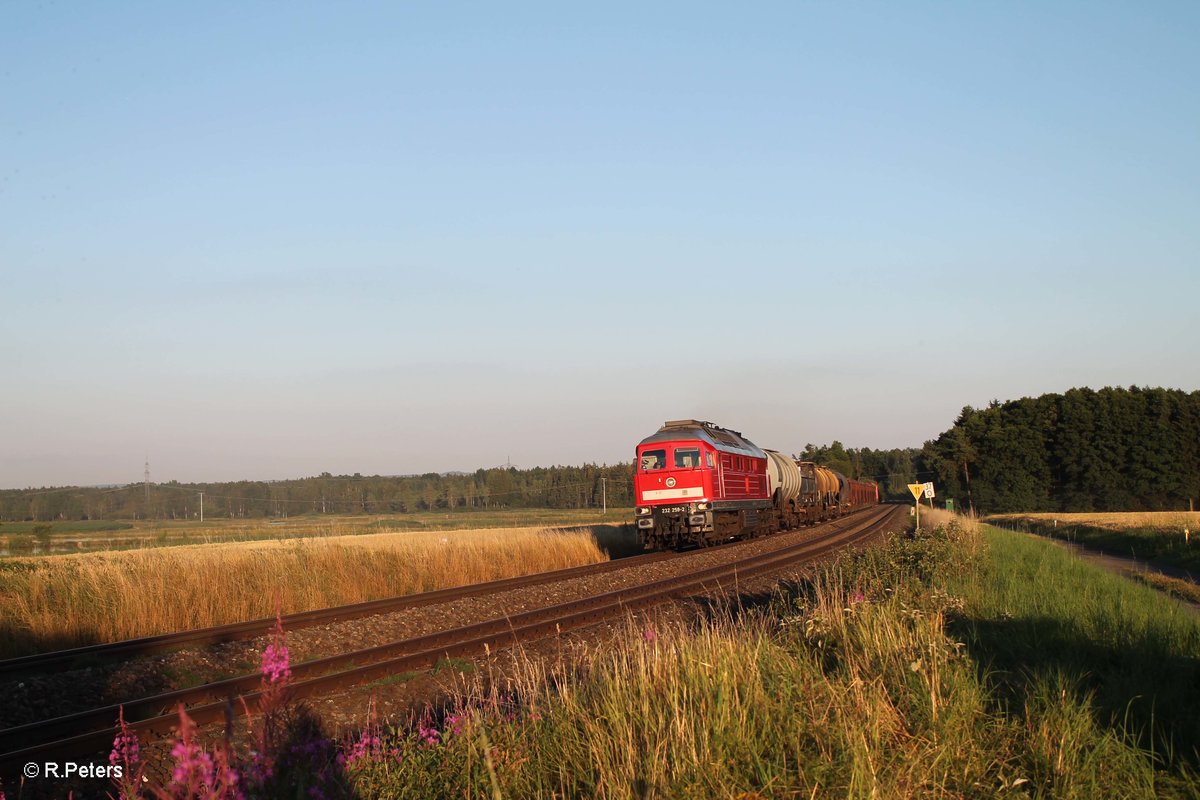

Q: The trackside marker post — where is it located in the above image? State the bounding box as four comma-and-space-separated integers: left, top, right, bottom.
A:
908, 483, 925, 531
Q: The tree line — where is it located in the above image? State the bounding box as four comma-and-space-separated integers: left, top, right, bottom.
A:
0, 464, 635, 522
802, 387, 1200, 514
922, 386, 1200, 514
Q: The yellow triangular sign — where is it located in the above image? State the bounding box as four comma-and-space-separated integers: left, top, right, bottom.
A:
908, 483, 925, 501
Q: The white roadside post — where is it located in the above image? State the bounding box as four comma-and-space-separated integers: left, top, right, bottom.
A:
909, 483, 925, 531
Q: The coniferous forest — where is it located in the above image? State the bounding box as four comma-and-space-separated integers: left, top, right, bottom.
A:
922, 386, 1200, 514
2, 387, 1196, 520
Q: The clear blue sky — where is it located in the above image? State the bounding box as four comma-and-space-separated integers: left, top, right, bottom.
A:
2, 2, 1198, 488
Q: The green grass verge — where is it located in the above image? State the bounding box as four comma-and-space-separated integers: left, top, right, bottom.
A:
950, 527, 1200, 796
343, 520, 1200, 799
1003, 520, 1200, 575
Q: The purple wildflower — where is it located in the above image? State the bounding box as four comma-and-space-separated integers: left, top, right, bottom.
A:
109, 706, 146, 800
443, 713, 466, 739
418, 722, 440, 746
343, 731, 382, 768
161, 706, 245, 799
209, 753, 243, 800
340, 699, 396, 770
851, 590, 866, 604
246, 749, 274, 785
110, 706, 141, 768
260, 615, 291, 685
414, 706, 441, 746
170, 713, 215, 789
643, 628, 658, 642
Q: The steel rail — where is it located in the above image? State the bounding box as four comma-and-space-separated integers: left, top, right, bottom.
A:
0, 505, 900, 773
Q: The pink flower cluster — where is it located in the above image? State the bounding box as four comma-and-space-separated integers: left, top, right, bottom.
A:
260, 615, 291, 684
161, 706, 242, 799
170, 735, 215, 788
109, 706, 146, 800
110, 708, 140, 769
442, 713, 466, 739
418, 720, 440, 746
343, 730, 382, 767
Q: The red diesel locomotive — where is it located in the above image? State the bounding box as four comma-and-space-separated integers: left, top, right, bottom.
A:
634, 420, 879, 550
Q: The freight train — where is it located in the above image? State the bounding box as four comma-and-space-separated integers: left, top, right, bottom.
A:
633, 420, 879, 550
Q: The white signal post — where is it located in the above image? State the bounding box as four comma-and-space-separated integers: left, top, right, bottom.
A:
908, 483, 925, 531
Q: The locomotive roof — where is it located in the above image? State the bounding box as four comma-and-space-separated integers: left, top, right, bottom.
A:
637, 420, 766, 457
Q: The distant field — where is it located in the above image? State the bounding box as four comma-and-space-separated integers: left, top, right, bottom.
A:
0, 508, 633, 557
987, 511, 1200, 532
986, 511, 1200, 574
0, 520, 133, 534
0, 523, 628, 659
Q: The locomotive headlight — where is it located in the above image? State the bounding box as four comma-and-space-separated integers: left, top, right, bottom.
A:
696, 502, 710, 510
636, 506, 652, 516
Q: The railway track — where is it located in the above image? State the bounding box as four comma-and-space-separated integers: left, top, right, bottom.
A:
0, 549, 685, 678
0, 504, 902, 775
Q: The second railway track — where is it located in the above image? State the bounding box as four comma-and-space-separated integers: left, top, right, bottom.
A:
0, 505, 903, 774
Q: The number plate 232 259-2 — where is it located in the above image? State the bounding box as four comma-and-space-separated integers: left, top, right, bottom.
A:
657, 505, 689, 514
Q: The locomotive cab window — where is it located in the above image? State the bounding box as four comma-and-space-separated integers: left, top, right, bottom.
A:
640, 449, 667, 471
674, 447, 701, 468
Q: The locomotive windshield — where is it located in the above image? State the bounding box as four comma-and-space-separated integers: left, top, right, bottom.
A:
673, 447, 702, 468
639, 449, 666, 471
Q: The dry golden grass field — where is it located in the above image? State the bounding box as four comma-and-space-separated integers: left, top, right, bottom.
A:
0, 525, 613, 658
986, 511, 1199, 532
